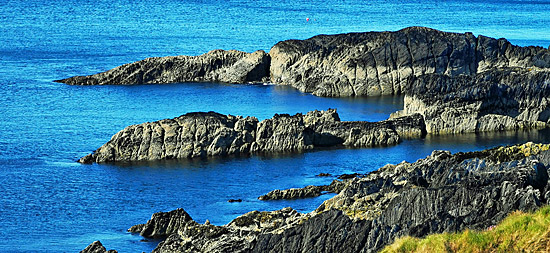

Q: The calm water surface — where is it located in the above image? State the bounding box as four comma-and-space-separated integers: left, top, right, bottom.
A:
1, 0, 550, 252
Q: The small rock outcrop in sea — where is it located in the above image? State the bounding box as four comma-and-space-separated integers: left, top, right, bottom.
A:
78, 109, 425, 163
80, 241, 117, 253
56, 50, 270, 85
126, 142, 550, 252
258, 179, 349, 200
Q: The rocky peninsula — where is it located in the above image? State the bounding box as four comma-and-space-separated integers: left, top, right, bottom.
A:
83, 142, 550, 252
79, 109, 425, 163
59, 27, 550, 137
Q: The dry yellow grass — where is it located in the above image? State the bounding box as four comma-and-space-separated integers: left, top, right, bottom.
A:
381, 206, 550, 253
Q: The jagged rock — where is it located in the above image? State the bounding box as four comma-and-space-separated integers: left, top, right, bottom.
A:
128, 208, 195, 238
58, 27, 550, 100
80, 241, 117, 253
270, 26, 550, 97
392, 68, 550, 133
144, 142, 550, 252
58, 27, 550, 136
79, 110, 424, 163
55, 50, 270, 85
141, 207, 309, 253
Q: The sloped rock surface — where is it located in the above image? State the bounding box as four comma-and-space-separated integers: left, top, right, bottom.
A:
392, 68, 550, 133
56, 50, 270, 85
142, 142, 550, 252
79, 110, 424, 163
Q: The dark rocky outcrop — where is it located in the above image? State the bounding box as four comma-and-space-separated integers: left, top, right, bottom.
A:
128, 142, 550, 252
58, 27, 550, 97
128, 208, 195, 238
79, 109, 425, 163
270, 27, 550, 97
56, 50, 270, 85
80, 241, 117, 253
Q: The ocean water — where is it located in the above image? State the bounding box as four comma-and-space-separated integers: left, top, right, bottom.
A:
1, 0, 550, 252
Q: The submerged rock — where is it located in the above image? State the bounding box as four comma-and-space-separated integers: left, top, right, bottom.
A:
134, 142, 550, 252
56, 50, 270, 85
79, 109, 425, 163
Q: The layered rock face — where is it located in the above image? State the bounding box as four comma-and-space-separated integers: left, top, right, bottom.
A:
56, 50, 270, 85
392, 68, 550, 134
270, 26, 549, 96
131, 142, 550, 252
79, 109, 425, 163
57, 27, 550, 97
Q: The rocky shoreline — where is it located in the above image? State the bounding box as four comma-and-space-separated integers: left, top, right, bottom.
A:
66, 27, 550, 164
84, 142, 550, 252
72, 27, 550, 252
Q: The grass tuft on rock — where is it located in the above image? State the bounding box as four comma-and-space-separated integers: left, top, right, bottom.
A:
381, 206, 550, 253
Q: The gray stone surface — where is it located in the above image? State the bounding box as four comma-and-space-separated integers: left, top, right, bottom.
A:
258, 179, 349, 200
79, 110, 424, 163
59, 27, 550, 136
56, 50, 270, 85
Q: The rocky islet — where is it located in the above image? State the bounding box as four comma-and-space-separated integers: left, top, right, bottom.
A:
78, 109, 424, 163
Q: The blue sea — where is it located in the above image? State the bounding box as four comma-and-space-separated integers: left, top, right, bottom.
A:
1, 0, 550, 252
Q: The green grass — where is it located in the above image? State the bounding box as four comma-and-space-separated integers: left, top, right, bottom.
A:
381, 206, 550, 253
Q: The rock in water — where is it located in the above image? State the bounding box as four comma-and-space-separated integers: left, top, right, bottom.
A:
258, 179, 349, 200
56, 50, 270, 85
80, 241, 117, 253
79, 110, 424, 163
131, 142, 550, 252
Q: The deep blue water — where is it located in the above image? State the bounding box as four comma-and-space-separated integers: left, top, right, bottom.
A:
1, 0, 550, 252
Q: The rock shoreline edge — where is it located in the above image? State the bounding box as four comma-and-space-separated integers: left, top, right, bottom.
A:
84, 142, 550, 252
